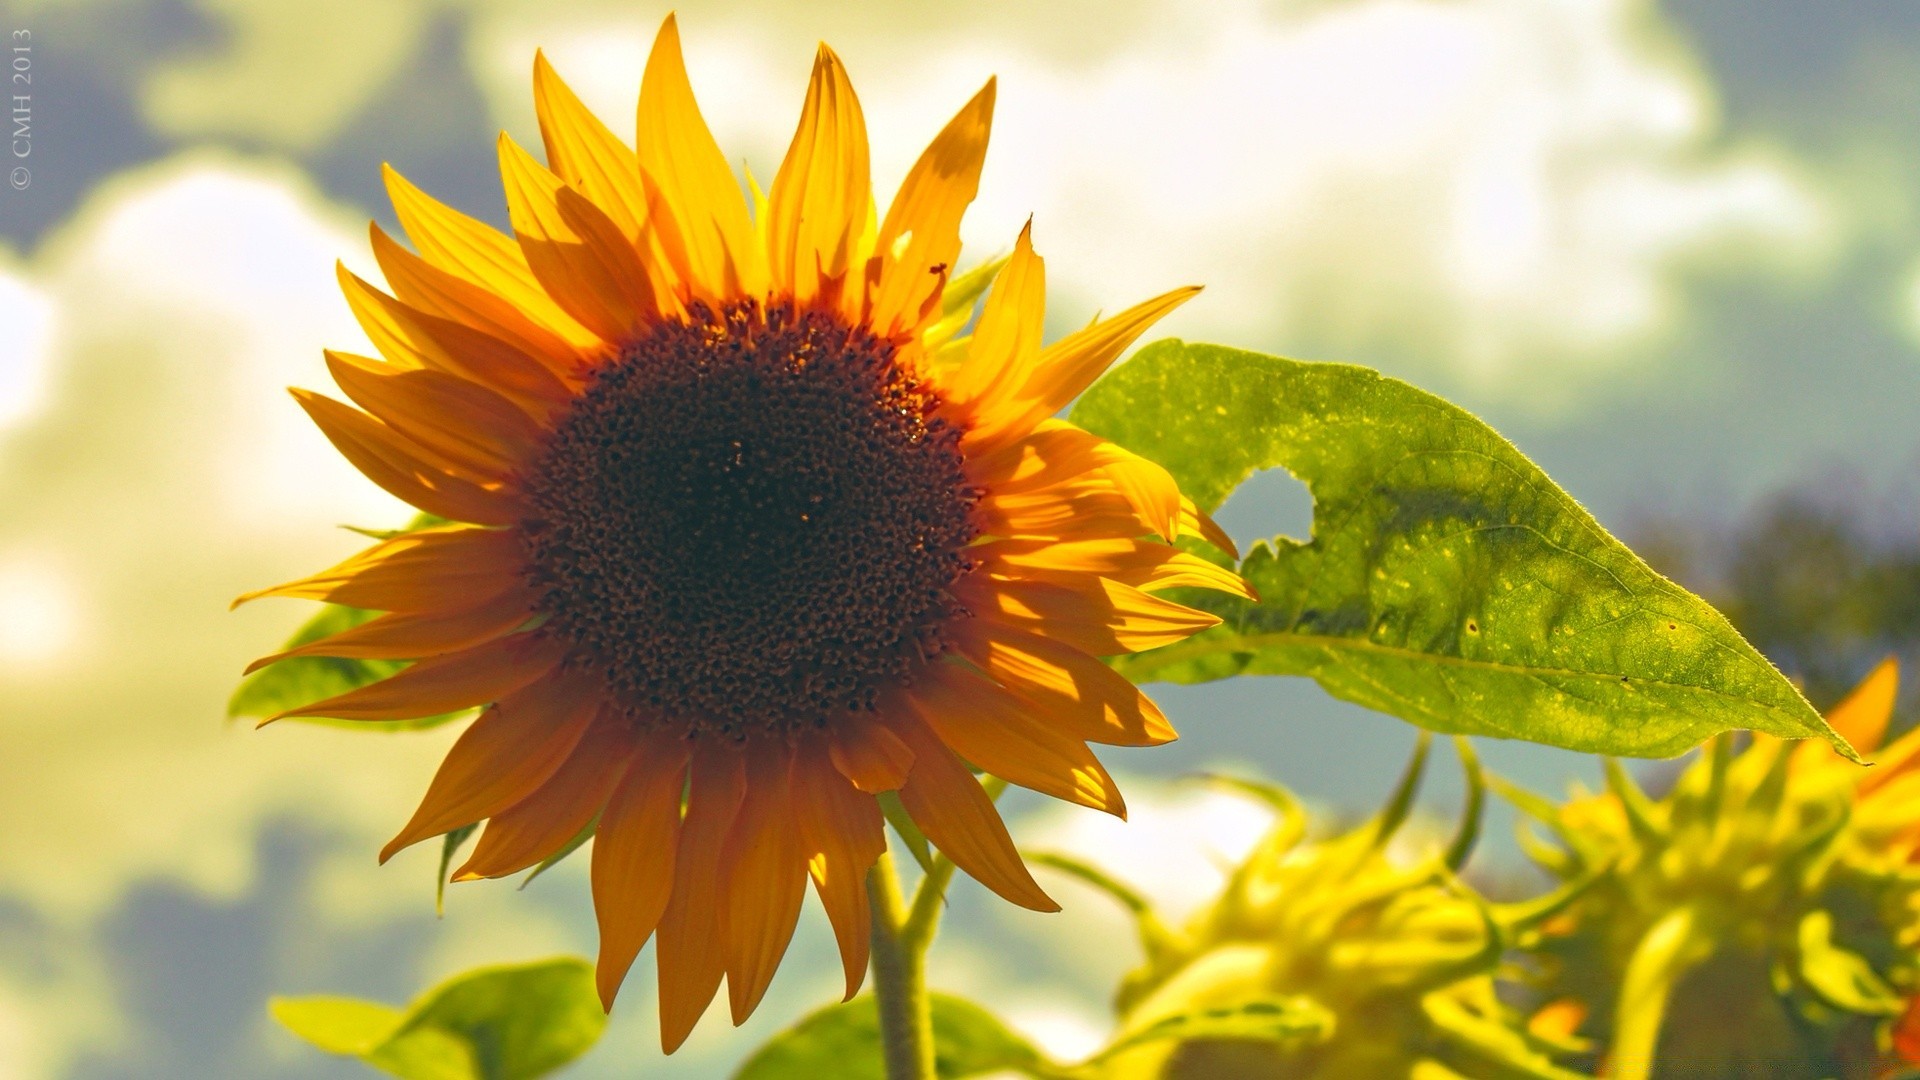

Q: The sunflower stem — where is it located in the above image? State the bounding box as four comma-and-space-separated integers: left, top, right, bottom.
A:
869, 850, 937, 1080
902, 852, 957, 952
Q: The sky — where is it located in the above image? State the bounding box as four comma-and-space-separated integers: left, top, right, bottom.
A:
3, 0, 1920, 1076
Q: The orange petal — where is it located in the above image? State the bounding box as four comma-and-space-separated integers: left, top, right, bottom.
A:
792, 740, 884, 999
827, 712, 916, 793
336, 264, 573, 415
722, 743, 809, 1024
458, 710, 638, 880
378, 665, 600, 860
953, 574, 1220, 656
964, 286, 1200, 450
500, 133, 666, 342
767, 44, 870, 308
949, 617, 1176, 747
324, 351, 547, 479
370, 223, 587, 376
886, 710, 1057, 912
1829, 657, 1899, 756
591, 729, 694, 1008
292, 390, 521, 525
244, 587, 535, 672
942, 222, 1043, 407
232, 525, 523, 611
655, 741, 747, 1053
971, 419, 1143, 494
907, 663, 1124, 816
274, 631, 565, 725
636, 14, 763, 302
974, 536, 1252, 600
533, 50, 649, 240
868, 79, 995, 339
382, 163, 600, 351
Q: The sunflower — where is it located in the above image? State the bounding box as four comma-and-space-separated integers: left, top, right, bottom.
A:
1514, 659, 1920, 1079
237, 14, 1245, 1053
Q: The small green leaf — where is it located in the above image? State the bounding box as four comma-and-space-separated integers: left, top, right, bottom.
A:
734, 993, 1061, 1080
272, 957, 607, 1080
1071, 339, 1849, 760
1090, 996, 1334, 1064
437, 824, 478, 916
228, 603, 473, 731
269, 996, 404, 1055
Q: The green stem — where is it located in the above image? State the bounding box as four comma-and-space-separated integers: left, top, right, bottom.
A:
869, 851, 936, 1080
1610, 906, 1711, 1080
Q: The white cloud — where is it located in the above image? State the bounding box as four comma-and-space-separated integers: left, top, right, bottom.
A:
0, 155, 457, 907
469, 0, 1829, 406
0, 267, 55, 433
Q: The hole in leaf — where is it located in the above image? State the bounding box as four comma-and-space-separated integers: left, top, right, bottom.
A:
1211, 466, 1313, 553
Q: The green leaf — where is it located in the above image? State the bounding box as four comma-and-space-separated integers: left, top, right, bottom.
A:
1071, 339, 1849, 760
733, 993, 1062, 1080
271, 957, 607, 1080
269, 996, 404, 1055
437, 824, 478, 916
1089, 996, 1334, 1064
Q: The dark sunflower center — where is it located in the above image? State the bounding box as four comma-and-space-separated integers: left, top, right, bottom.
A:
522, 300, 978, 736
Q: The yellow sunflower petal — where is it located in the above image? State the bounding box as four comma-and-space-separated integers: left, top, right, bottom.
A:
324, 351, 547, 479
767, 44, 870, 309
888, 711, 1058, 912
1830, 657, 1899, 756
274, 632, 566, 726
458, 712, 636, 880
948, 617, 1177, 747
723, 743, 809, 1024
381, 163, 600, 350
377, 667, 600, 859
964, 285, 1201, 450
336, 263, 573, 415
908, 663, 1124, 815
828, 712, 916, 793
291, 390, 521, 526
954, 575, 1221, 656
637, 14, 763, 302
370, 223, 588, 376
793, 741, 884, 999
942, 221, 1043, 406
592, 730, 694, 1009
244, 588, 535, 672
656, 743, 747, 1053
868, 79, 995, 339
975, 536, 1253, 600
500, 133, 667, 342
533, 50, 649, 240
976, 424, 1192, 547
232, 526, 522, 612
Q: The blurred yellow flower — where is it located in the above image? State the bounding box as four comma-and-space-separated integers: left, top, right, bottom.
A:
1071, 740, 1585, 1080
1519, 659, 1920, 1079
237, 13, 1244, 1053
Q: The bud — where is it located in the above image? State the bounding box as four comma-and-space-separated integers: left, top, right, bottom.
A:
1515, 659, 1920, 1079
1068, 737, 1587, 1080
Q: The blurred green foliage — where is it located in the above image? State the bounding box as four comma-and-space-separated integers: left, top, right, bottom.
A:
270, 958, 606, 1079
